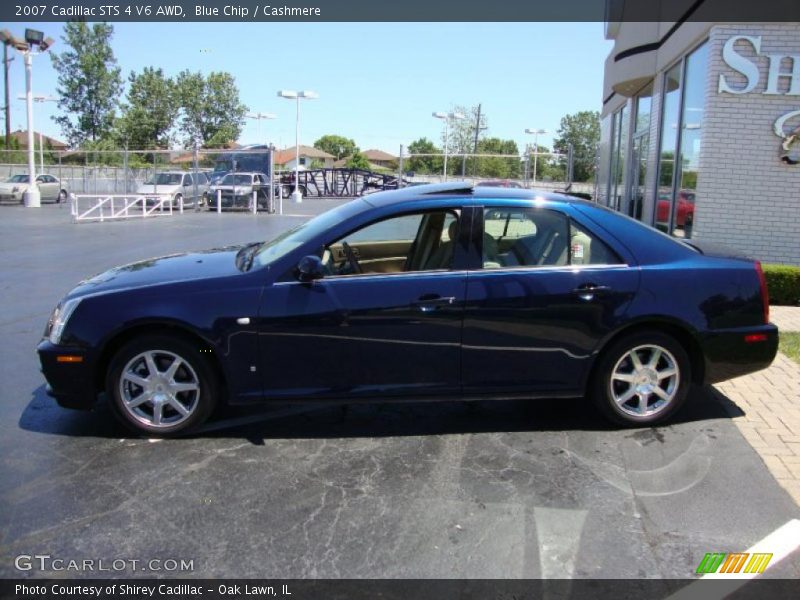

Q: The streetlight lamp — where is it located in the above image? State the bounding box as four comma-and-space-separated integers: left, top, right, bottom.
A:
2, 28, 55, 208
525, 128, 547, 189
277, 90, 318, 203
17, 94, 56, 171
433, 111, 465, 181
246, 111, 276, 144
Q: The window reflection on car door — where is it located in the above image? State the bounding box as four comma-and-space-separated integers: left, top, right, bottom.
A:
256, 209, 468, 400
462, 206, 640, 396
36, 175, 57, 201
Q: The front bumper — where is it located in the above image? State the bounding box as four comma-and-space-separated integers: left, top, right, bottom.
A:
701, 324, 779, 384
0, 192, 21, 202
37, 340, 97, 409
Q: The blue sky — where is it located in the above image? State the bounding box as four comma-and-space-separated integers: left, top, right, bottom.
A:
6, 22, 612, 153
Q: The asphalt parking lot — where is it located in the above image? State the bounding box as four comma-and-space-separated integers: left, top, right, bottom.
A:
0, 202, 798, 579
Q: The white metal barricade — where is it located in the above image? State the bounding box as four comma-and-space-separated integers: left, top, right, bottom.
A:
71, 194, 174, 223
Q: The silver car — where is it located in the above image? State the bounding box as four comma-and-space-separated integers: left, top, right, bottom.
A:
0, 173, 69, 203
136, 171, 209, 208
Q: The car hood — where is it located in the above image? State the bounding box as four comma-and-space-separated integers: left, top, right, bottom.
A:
67, 246, 250, 299
0, 181, 28, 191
136, 184, 181, 195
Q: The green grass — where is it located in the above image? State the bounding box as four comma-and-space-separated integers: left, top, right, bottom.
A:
779, 332, 800, 365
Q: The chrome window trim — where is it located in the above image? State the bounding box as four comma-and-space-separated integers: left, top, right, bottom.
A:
273, 269, 470, 286
469, 263, 630, 275
272, 263, 630, 286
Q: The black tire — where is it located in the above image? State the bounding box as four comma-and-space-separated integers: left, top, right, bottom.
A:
106, 335, 218, 437
173, 193, 183, 209
590, 330, 691, 426
57, 190, 67, 204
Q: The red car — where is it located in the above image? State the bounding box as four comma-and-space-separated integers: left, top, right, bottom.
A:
657, 191, 695, 228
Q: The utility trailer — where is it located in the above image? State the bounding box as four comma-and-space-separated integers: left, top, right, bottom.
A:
277, 168, 403, 198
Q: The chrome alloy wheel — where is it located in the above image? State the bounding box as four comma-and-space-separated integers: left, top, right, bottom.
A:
609, 344, 679, 418
119, 350, 200, 428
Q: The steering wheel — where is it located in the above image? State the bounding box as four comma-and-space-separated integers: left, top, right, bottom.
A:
341, 242, 363, 274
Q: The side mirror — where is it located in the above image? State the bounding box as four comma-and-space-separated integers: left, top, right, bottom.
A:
297, 255, 325, 282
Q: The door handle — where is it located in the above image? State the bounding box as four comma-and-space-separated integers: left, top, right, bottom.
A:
413, 295, 456, 313
571, 284, 612, 300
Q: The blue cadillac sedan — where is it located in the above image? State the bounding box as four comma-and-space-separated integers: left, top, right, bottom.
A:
38, 183, 778, 436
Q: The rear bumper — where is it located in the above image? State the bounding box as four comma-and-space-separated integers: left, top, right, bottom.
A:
37, 340, 97, 410
700, 324, 779, 384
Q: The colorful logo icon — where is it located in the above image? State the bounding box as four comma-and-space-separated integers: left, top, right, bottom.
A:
696, 552, 773, 574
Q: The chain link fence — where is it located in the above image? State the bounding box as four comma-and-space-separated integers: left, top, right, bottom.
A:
397, 148, 596, 197
0, 144, 600, 207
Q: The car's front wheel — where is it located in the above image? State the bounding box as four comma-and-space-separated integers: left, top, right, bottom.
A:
591, 330, 690, 426
106, 335, 218, 436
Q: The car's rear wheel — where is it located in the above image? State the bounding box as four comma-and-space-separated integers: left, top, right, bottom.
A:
591, 330, 690, 426
57, 190, 68, 203
106, 335, 218, 436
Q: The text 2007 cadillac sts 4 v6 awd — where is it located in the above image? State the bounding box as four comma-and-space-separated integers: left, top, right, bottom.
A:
38, 183, 778, 436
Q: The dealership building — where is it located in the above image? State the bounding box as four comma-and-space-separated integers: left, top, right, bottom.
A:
598, 17, 800, 265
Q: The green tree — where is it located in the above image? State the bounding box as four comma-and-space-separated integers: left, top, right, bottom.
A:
117, 67, 179, 150
51, 22, 123, 146
476, 137, 520, 178
0, 135, 26, 164
442, 104, 487, 175
406, 137, 442, 174
176, 70, 247, 148
314, 135, 357, 160
552, 110, 600, 182
346, 151, 371, 170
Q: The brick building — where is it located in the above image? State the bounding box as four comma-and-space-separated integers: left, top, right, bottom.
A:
599, 18, 800, 265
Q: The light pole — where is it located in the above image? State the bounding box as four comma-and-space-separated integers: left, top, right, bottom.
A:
18, 94, 56, 171
3, 29, 54, 208
246, 111, 276, 144
433, 111, 465, 181
525, 128, 547, 189
277, 90, 318, 203
0, 30, 15, 150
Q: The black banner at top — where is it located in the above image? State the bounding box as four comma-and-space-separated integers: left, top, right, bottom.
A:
2, 0, 800, 23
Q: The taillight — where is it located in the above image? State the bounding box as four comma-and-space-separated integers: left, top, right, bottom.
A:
755, 261, 769, 324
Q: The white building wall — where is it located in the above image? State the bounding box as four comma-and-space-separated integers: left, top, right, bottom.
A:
694, 24, 800, 265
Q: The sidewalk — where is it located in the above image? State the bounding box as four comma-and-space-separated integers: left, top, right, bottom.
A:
771, 305, 800, 333
713, 305, 800, 505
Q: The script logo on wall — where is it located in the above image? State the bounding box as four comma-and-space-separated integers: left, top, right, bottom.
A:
774, 110, 800, 165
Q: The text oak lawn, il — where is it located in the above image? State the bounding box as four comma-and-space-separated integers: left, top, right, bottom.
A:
16, 584, 293, 597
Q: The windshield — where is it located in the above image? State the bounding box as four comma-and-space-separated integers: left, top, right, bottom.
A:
7, 174, 29, 183
144, 173, 183, 186
213, 160, 232, 174
252, 200, 367, 269
221, 174, 252, 185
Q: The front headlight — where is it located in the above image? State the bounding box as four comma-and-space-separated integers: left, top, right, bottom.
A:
12, 186, 19, 193
48, 297, 82, 345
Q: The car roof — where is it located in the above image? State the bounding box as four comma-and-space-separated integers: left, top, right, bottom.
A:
363, 181, 588, 209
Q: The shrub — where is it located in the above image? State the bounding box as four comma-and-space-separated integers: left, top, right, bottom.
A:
763, 263, 800, 306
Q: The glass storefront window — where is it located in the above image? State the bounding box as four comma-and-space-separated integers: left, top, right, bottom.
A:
656, 63, 682, 233
629, 82, 653, 220
635, 83, 653, 135
610, 104, 628, 212
673, 42, 708, 239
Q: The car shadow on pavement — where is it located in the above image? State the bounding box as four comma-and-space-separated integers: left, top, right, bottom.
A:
19, 383, 744, 443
